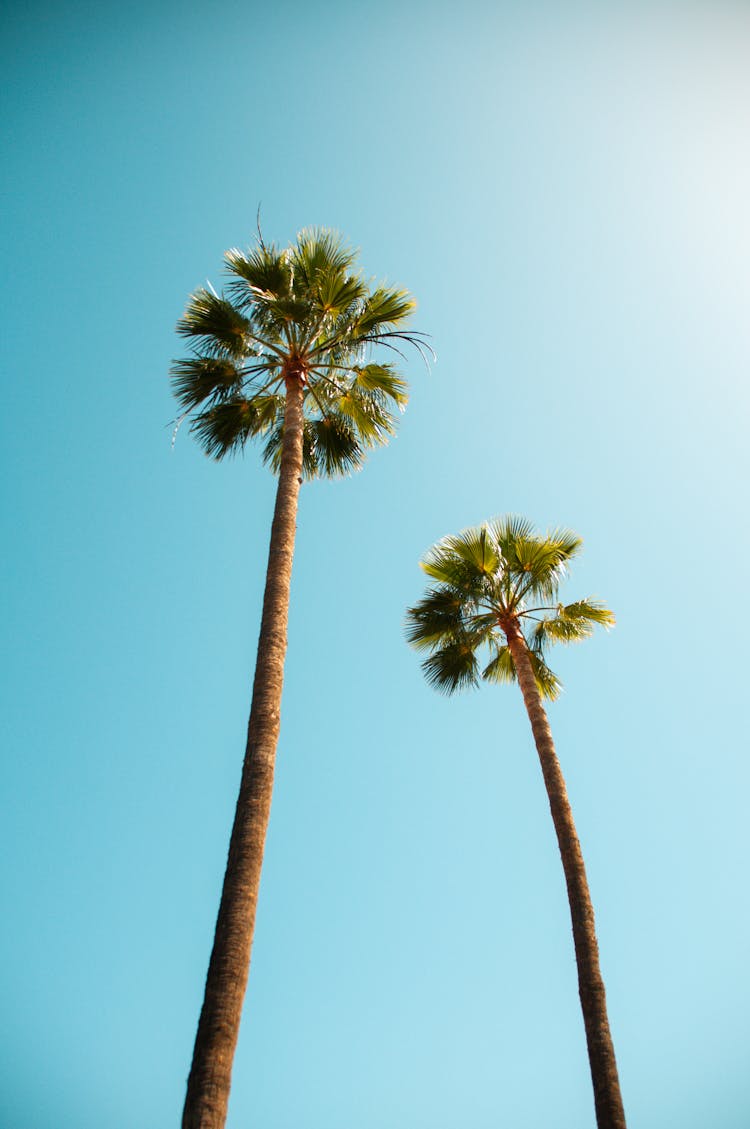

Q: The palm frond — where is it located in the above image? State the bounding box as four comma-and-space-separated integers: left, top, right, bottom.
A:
191, 396, 282, 460
292, 228, 358, 282
353, 364, 409, 409
511, 539, 568, 603
482, 645, 516, 685
528, 650, 562, 700
268, 296, 318, 327
530, 598, 615, 652
405, 588, 466, 650
335, 386, 397, 447
353, 287, 416, 335
418, 527, 499, 604
314, 272, 368, 317
443, 525, 500, 576
308, 414, 365, 476
560, 599, 615, 628
545, 528, 584, 561
224, 245, 317, 344
419, 547, 487, 596
421, 638, 480, 695
170, 356, 246, 409
176, 290, 252, 358
487, 515, 536, 557
532, 616, 591, 649
224, 244, 292, 305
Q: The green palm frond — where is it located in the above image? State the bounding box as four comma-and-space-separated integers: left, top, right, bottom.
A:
405, 588, 469, 650
421, 638, 480, 695
191, 396, 283, 460
546, 528, 584, 559
308, 415, 365, 476
170, 357, 247, 409
353, 364, 409, 409
314, 272, 368, 317
532, 617, 593, 648
265, 296, 316, 327
335, 387, 397, 447
559, 599, 615, 627
482, 645, 516, 685
487, 515, 536, 557
420, 541, 490, 594
176, 290, 253, 358
352, 287, 416, 337
292, 228, 358, 282
528, 650, 563, 700
510, 535, 581, 604
474, 517, 582, 606
224, 244, 292, 305
445, 525, 500, 576
530, 598, 615, 652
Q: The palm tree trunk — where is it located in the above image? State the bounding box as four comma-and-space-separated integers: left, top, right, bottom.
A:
182, 376, 306, 1129
505, 624, 626, 1129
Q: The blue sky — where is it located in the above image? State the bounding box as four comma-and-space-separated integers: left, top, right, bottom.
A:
2, 2, 749, 1126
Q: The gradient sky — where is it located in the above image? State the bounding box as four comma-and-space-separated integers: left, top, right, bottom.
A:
2, 2, 750, 1127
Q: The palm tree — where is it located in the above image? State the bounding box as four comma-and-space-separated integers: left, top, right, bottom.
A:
405, 516, 625, 1129
172, 228, 427, 1129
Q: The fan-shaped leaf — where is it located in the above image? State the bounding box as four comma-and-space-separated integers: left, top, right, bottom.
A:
355, 287, 416, 335
353, 364, 409, 408
528, 649, 562, 700
482, 645, 516, 685
191, 397, 280, 460
561, 599, 615, 627
421, 639, 480, 695
336, 388, 396, 447
176, 290, 252, 358
224, 245, 292, 303
309, 415, 365, 476
405, 588, 466, 650
170, 357, 245, 409
292, 228, 358, 282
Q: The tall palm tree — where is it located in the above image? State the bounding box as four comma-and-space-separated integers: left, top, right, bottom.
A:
172, 228, 426, 1129
405, 516, 625, 1129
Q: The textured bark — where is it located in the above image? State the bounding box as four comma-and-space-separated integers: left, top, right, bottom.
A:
505, 623, 626, 1129
182, 377, 306, 1129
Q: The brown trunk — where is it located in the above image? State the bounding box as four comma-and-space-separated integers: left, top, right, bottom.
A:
182, 376, 306, 1129
505, 623, 626, 1129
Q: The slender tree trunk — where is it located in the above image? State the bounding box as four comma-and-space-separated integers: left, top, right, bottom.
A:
505, 624, 626, 1129
182, 376, 306, 1129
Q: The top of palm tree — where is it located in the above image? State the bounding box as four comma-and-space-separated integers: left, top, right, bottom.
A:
170, 227, 429, 477
405, 516, 614, 699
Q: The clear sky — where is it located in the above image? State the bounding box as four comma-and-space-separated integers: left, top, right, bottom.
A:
2, 2, 749, 1126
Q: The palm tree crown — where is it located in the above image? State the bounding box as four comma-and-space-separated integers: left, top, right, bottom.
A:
171, 228, 428, 473
406, 515, 614, 698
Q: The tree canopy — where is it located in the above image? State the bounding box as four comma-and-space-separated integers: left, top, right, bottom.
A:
171, 228, 429, 476
406, 516, 615, 698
